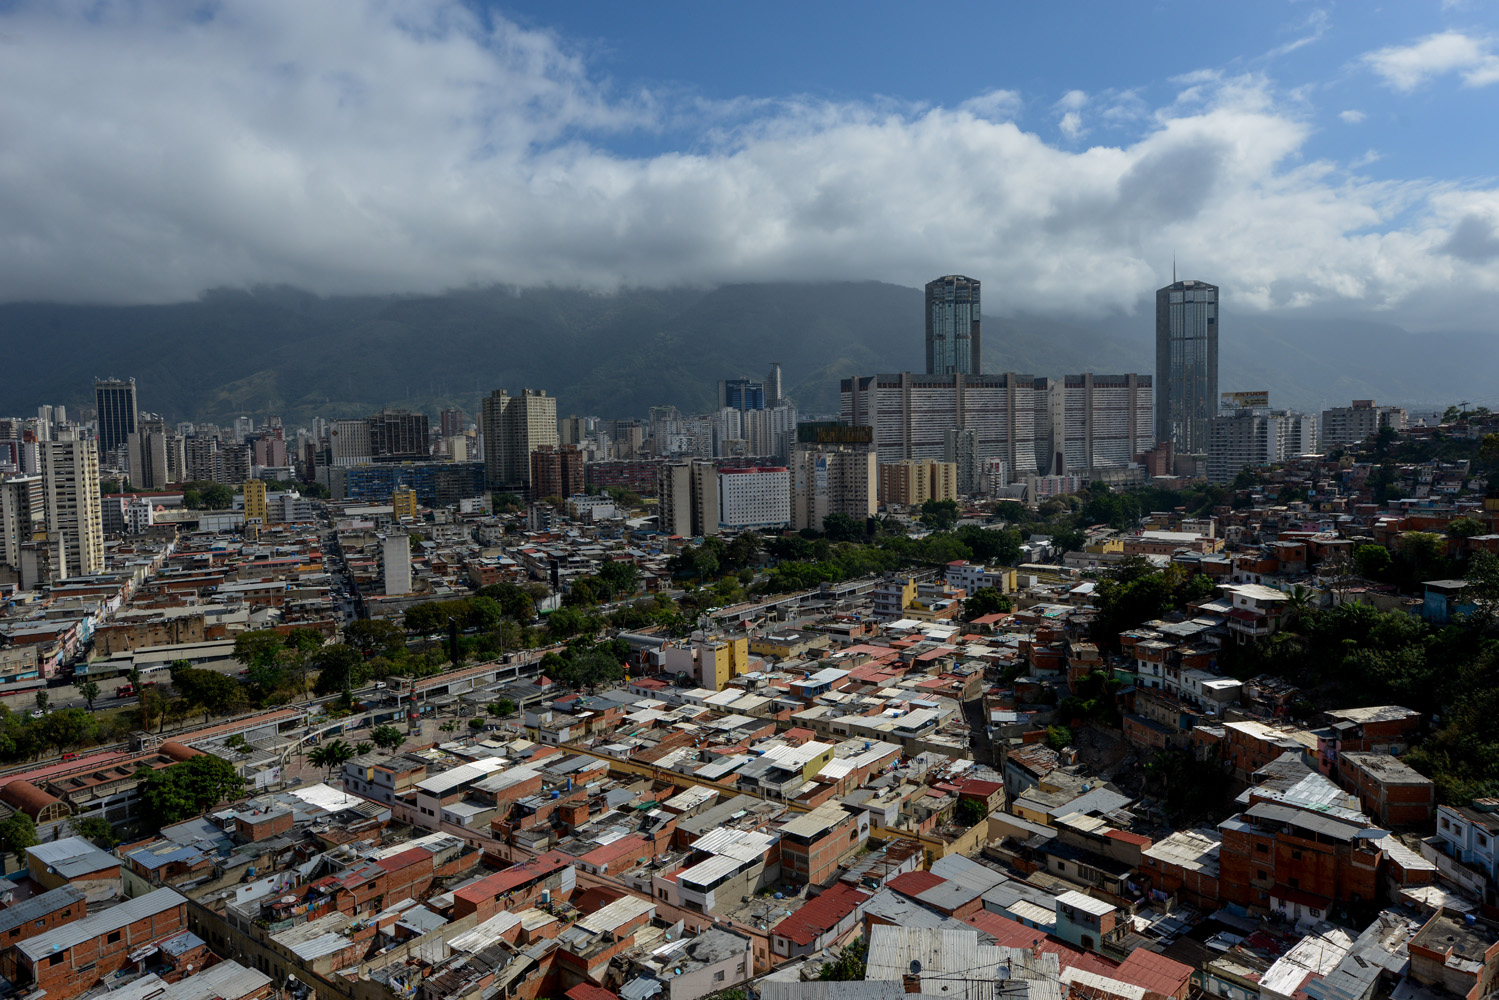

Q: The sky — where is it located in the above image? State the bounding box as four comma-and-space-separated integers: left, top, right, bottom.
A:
3, 1, 1499, 327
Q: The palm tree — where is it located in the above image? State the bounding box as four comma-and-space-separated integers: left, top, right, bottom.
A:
1282, 584, 1315, 631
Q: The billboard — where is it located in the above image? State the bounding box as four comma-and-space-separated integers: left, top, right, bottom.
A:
796, 422, 874, 444
1221, 390, 1270, 409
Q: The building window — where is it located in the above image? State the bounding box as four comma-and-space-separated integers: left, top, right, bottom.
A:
1442, 818, 1450, 830
1288, 878, 1299, 889
1256, 870, 1267, 881
714, 972, 726, 984
48, 954, 64, 967
1291, 850, 1303, 860
107, 931, 122, 944
1255, 844, 1268, 854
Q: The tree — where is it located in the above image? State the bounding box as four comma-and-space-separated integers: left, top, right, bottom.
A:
224, 733, 250, 754
32, 691, 47, 715
492, 493, 523, 513
69, 815, 118, 848
79, 679, 100, 712
201, 483, 234, 509
821, 513, 865, 543
919, 499, 960, 531
170, 663, 245, 722
1045, 725, 1074, 751
597, 559, 641, 597
308, 739, 356, 777
1354, 544, 1394, 581
371, 725, 405, 754
0, 812, 37, 873
356, 741, 373, 755
39, 709, 96, 754
312, 644, 370, 696
468, 718, 486, 732
1448, 517, 1487, 540
488, 699, 517, 717
964, 587, 1013, 620
956, 798, 987, 827
818, 936, 868, 981
345, 619, 407, 658
138, 755, 245, 826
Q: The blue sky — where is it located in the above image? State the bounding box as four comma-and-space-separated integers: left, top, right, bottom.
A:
3, 0, 1499, 328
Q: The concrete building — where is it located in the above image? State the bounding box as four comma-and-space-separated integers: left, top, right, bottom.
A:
41, 431, 105, 578
1155, 278, 1219, 455
1206, 408, 1316, 483
878, 459, 958, 505
367, 408, 430, 461
788, 443, 876, 532
842, 372, 1039, 478
925, 275, 981, 376
529, 444, 586, 501
391, 486, 418, 521
1321, 399, 1409, 449
0, 474, 45, 575
717, 466, 790, 530
381, 533, 412, 596
127, 416, 170, 491
481, 388, 558, 491
328, 418, 373, 467
1036, 374, 1154, 477
242, 479, 267, 524
659, 459, 718, 537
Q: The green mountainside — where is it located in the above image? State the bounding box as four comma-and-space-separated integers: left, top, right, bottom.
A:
1, 281, 1489, 424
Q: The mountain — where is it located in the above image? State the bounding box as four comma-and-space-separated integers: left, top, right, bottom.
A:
1, 281, 1490, 425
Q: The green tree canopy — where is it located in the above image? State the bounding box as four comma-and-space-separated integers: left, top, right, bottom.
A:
139, 755, 245, 827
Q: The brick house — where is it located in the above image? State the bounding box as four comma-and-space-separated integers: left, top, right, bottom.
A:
778, 803, 868, 887
0, 885, 85, 984
14, 887, 187, 1000
1337, 753, 1435, 827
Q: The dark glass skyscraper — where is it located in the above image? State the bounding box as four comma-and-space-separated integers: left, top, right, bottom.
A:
93, 377, 138, 454
925, 275, 981, 375
1154, 279, 1219, 454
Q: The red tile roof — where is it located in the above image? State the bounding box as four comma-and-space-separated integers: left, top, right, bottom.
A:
566, 986, 620, 1000
1104, 829, 1153, 847
453, 853, 570, 904
376, 848, 433, 873
579, 835, 649, 867
771, 883, 869, 946
1115, 950, 1193, 997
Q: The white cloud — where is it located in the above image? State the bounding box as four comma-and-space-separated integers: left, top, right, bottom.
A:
1339, 109, 1366, 124
1267, 8, 1330, 57
1, 2, 1499, 327
1053, 90, 1088, 139
1362, 30, 1499, 90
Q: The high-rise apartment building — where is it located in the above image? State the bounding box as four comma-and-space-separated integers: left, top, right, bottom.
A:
93, 377, 138, 455
0, 474, 45, 574
242, 479, 268, 523
719, 378, 766, 412
329, 419, 373, 467
439, 407, 465, 440
841, 372, 1040, 480
480, 389, 558, 491
925, 275, 981, 376
529, 444, 586, 500
789, 443, 876, 532
1036, 374, 1154, 477
878, 459, 960, 505
128, 416, 171, 490
659, 459, 718, 537
184, 436, 251, 485
1206, 408, 1316, 483
392, 487, 419, 521
1155, 279, 1219, 455
40, 430, 104, 578
367, 409, 430, 461
766, 363, 783, 408
1321, 400, 1409, 449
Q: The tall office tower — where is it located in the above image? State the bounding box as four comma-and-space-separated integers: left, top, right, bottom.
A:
529, 444, 586, 500
480, 389, 559, 491
93, 377, 138, 454
233, 416, 254, 442
925, 275, 982, 376
944, 427, 980, 495
766, 364, 783, 408
841, 372, 1039, 480
329, 419, 373, 467
558, 416, 587, 446
1034, 374, 1154, 477
611, 419, 645, 459
440, 407, 465, 440
1155, 279, 1219, 455
367, 409, 430, 461
789, 443, 876, 531
718, 378, 767, 412
658, 459, 719, 537
35, 406, 53, 442
0, 474, 45, 574
128, 416, 170, 490
1206, 407, 1316, 483
391, 487, 419, 521
40, 430, 104, 577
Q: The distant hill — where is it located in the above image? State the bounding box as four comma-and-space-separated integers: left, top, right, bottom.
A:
0, 281, 1488, 424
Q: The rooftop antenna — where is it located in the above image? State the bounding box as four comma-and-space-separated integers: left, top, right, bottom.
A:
1172, 255, 1177, 284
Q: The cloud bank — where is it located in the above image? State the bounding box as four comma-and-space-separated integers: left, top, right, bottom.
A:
3, 1, 1499, 327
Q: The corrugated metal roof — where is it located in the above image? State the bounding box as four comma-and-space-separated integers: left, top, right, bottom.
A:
0, 885, 85, 935
17, 887, 186, 960
577, 895, 654, 933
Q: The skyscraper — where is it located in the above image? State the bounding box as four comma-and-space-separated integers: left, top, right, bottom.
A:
1155, 279, 1219, 455
480, 389, 558, 491
40, 430, 104, 578
925, 275, 981, 375
93, 377, 138, 455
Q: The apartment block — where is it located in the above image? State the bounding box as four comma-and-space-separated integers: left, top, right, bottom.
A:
778, 802, 868, 886
788, 442, 876, 532
1337, 752, 1435, 827
718, 466, 790, 530
878, 459, 958, 505
1321, 399, 1408, 448
14, 887, 187, 1000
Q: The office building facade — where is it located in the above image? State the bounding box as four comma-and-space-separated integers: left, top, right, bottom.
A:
925, 275, 982, 376
1321, 400, 1409, 449
659, 459, 718, 537
1155, 279, 1219, 455
481, 389, 558, 491
0, 475, 45, 575
529, 444, 586, 500
367, 409, 430, 461
1037, 374, 1154, 477
93, 378, 138, 455
717, 466, 790, 531
878, 459, 959, 505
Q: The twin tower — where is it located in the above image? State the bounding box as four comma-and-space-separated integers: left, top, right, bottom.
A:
924, 274, 1220, 457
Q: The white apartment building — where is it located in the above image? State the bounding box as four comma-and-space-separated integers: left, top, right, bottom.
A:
788, 444, 876, 532
1206, 408, 1316, 483
41, 431, 105, 578
1320, 399, 1408, 449
718, 466, 790, 530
